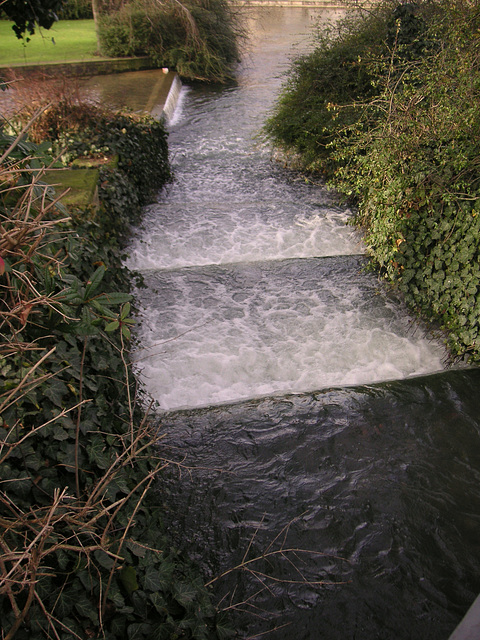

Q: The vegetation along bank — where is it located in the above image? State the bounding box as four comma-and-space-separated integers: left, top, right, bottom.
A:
0, 92, 236, 639
0, 0, 245, 637
265, 0, 480, 362
1, 0, 242, 83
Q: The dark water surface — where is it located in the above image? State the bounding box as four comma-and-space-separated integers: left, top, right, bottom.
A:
126, 8, 480, 638
158, 370, 480, 639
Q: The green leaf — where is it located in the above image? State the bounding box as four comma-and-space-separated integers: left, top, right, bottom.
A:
105, 320, 120, 332
110, 616, 128, 637
59, 290, 84, 305
85, 265, 106, 300
90, 299, 118, 318
120, 566, 139, 595
127, 623, 151, 640
215, 615, 236, 639
174, 581, 198, 607
74, 593, 99, 624
55, 588, 76, 618
94, 549, 116, 570
120, 302, 131, 320
144, 567, 163, 592
88, 434, 110, 469
106, 583, 126, 608
96, 292, 132, 306
52, 427, 70, 441
126, 540, 147, 558
149, 592, 168, 615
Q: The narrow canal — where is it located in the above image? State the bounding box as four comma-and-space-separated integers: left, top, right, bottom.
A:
126, 8, 480, 639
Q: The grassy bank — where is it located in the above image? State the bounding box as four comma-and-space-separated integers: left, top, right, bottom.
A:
0, 0, 243, 82
0, 20, 100, 65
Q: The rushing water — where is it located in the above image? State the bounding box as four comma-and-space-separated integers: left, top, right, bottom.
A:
126, 7, 480, 638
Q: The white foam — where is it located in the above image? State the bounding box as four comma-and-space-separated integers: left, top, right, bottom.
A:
132, 259, 446, 411
126, 9, 449, 412
125, 204, 364, 271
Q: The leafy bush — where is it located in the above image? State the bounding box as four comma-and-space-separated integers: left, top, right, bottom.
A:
98, 0, 241, 82
0, 103, 226, 638
266, 0, 480, 362
332, 1, 480, 360
264, 2, 393, 175
58, 0, 93, 20
264, 0, 442, 176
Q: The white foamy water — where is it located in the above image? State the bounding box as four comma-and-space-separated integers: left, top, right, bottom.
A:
132, 257, 446, 411
126, 202, 363, 271
126, 8, 449, 411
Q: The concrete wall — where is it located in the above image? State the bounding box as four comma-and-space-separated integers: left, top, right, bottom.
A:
233, 0, 379, 7
0, 56, 155, 80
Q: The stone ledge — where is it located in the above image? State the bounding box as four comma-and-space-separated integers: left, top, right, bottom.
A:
0, 56, 156, 79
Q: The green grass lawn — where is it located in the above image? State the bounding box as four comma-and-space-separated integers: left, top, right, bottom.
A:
0, 20, 106, 65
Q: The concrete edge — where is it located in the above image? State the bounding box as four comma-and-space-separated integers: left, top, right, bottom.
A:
0, 56, 156, 79
448, 595, 480, 640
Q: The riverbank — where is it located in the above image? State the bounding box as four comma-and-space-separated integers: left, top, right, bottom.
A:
264, 0, 480, 364
0, 98, 227, 638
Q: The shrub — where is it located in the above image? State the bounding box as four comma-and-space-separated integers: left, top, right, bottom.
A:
266, 1, 480, 361
263, 2, 393, 175
98, 0, 241, 82
263, 0, 443, 176
58, 0, 94, 20
335, 2, 480, 360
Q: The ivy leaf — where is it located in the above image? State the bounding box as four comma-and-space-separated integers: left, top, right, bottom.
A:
88, 434, 110, 469
144, 567, 163, 592
126, 540, 146, 558
121, 566, 139, 594
215, 616, 236, 639
127, 623, 151, 639
55, 587, 76, 618
174, 581, 198, 607
94, 549, 116, 570
110, 616, 128, 637
74, 593, 99, 624
149, 592, 168, 615
52, 427, 70, 441
106, 583, 126, 608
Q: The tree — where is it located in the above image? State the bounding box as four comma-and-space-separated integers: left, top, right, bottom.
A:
1, 0, 105, 54
0, 0, 66, 38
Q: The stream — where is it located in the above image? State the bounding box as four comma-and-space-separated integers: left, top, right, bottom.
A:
126, 7, 480, 638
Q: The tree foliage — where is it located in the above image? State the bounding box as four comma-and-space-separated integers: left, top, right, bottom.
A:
1, 0, 66, 37
97, 0, 242, 82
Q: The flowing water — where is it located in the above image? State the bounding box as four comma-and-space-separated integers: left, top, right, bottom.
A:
126, 7, 480, 638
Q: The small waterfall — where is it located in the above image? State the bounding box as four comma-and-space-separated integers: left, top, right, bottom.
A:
126, 9, 480, 639
126, 9, 449, 412
162, 74, 183, 122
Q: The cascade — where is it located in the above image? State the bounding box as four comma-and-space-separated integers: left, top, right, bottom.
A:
124, 8, 480, 638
